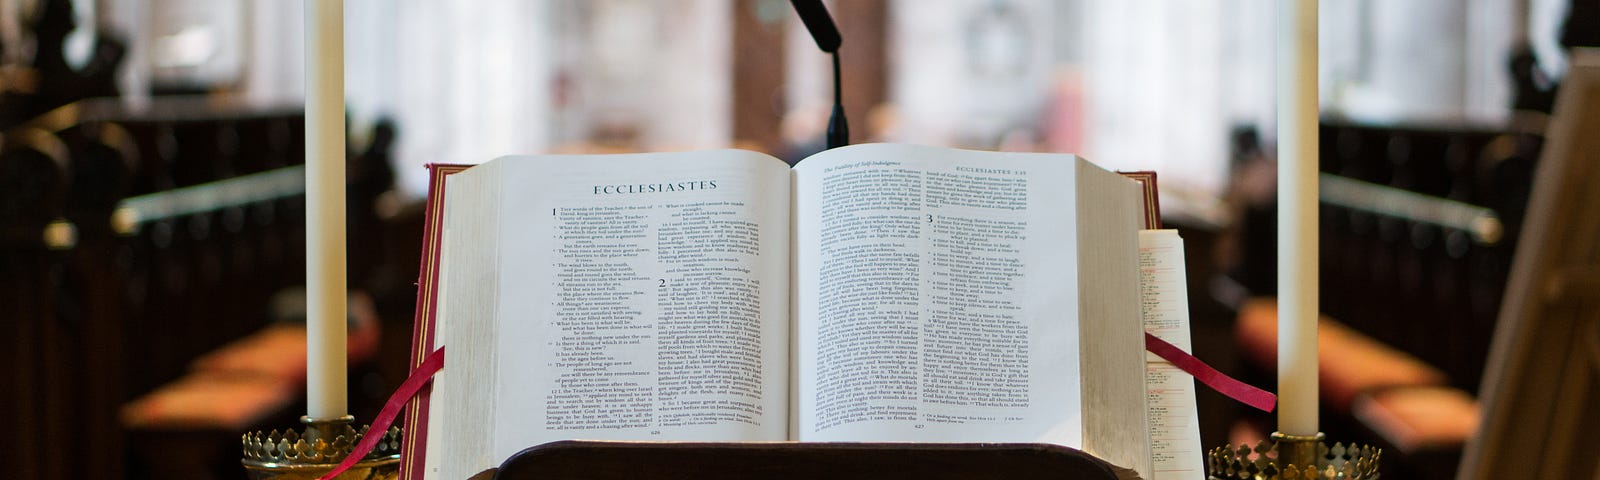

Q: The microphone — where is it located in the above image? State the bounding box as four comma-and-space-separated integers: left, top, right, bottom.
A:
790, 0, 840, 52
790, 0, 848, 149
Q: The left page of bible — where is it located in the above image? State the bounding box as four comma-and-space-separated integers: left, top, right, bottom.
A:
429, 151, 793, 480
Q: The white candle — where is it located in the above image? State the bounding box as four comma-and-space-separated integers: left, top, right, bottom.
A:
1277, 0, 1319, 437
305, 0, 347, 420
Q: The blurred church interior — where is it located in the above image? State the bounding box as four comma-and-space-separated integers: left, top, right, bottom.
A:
2, 0, 1596, 479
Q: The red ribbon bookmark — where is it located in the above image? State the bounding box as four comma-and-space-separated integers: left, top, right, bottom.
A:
320, 347, 445, 480
1144, 332, 1276, 412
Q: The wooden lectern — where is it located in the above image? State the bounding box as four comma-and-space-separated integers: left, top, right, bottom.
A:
492, 441, 1132, 480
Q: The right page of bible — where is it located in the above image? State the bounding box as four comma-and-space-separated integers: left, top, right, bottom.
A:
791, 143, 1083, 445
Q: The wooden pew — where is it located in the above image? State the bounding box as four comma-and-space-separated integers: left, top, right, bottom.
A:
1229, 119, 1543, 479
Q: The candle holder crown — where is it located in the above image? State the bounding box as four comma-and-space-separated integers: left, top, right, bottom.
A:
242, 416, 402, 480
1207, 432, 1381, 480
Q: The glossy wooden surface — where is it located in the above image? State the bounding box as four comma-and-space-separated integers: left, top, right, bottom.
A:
492, 441, 1128, 480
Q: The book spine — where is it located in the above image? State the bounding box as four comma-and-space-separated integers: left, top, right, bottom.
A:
400, 164, 471, 480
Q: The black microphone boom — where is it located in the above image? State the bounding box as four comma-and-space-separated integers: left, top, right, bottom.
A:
790, 0, 848, 149
827, 54, 848, 149
790, 0, 841, 52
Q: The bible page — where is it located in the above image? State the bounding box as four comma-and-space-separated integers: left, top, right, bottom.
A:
791, 144, 1083, 444
484, 151, 792, 460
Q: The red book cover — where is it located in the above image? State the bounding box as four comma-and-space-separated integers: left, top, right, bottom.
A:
400, 163, 472, 480
1117, 171, 1161, 229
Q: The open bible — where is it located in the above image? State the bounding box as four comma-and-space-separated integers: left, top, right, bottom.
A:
407, 144, 1155, 480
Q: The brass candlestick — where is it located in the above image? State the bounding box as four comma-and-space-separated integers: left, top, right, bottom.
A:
1207, 432, 1381, 479
242, 415, 402, 480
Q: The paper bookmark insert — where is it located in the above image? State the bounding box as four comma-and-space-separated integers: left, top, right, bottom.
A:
1139, 230, 1205, 480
